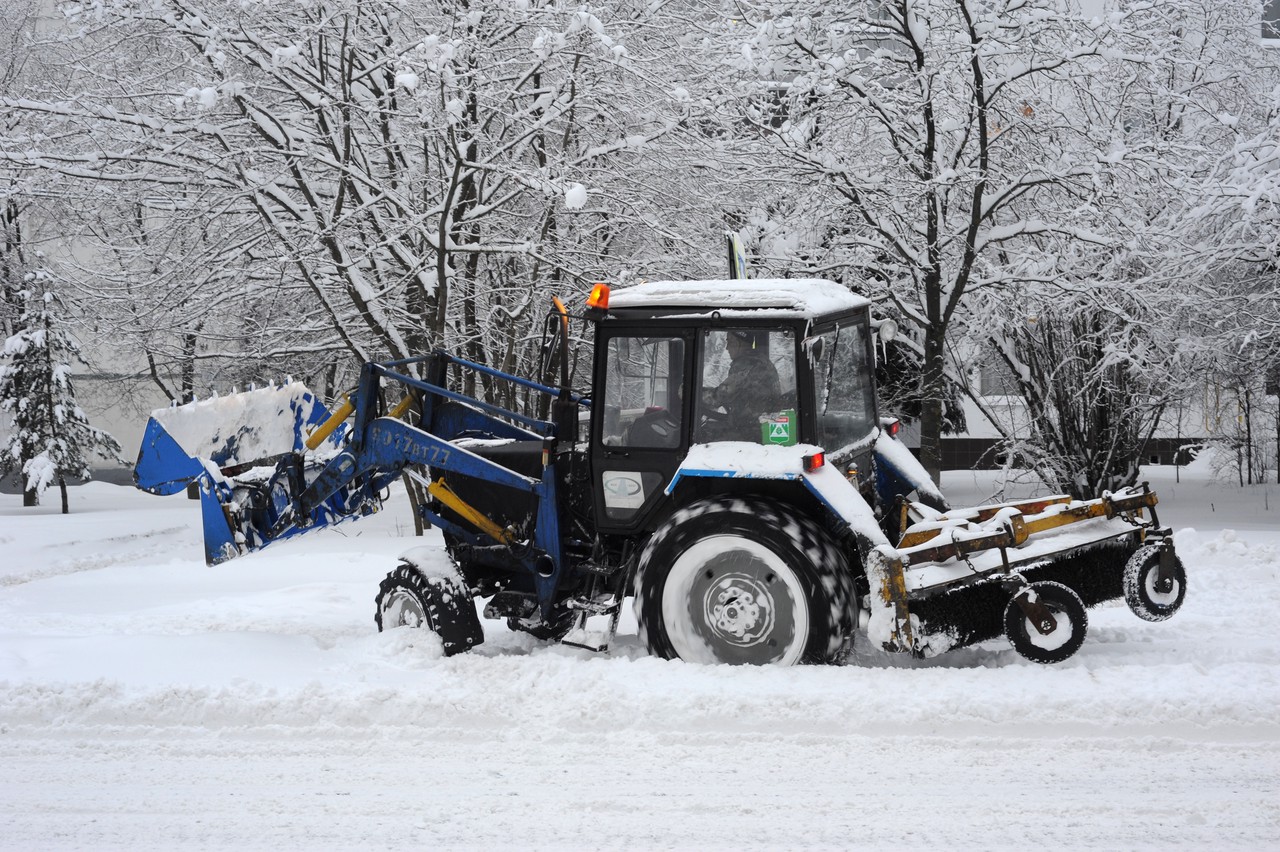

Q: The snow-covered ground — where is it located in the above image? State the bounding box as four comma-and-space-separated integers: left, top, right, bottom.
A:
1, 464, 1278, 849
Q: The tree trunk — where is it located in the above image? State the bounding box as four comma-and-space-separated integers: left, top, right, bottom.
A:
918, 325, 946, 484
181, 331, 197, 403
1244, 386, 1254, 485
23, 484, 37, 507
59, 474, 68, 514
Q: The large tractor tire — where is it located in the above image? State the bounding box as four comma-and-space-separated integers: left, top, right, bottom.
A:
634, 497, 854, 666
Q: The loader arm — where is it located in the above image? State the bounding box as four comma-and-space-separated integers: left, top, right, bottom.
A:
286, 414, 569, 606
138, 348, 584, 582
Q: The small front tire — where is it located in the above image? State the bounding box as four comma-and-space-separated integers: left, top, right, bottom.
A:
375, 562, 484, 656
1123, 543, 1186, 622
1004, 580, 1087, 664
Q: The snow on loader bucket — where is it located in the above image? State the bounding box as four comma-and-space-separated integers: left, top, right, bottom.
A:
133, 383, 380, 565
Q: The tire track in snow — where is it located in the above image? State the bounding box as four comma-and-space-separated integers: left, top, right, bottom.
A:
0, 526, 191, 587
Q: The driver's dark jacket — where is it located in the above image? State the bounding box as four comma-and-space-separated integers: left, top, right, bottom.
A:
703, 351, 782, 437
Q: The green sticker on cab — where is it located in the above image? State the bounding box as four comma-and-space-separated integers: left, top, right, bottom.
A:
760, 409, 797, 446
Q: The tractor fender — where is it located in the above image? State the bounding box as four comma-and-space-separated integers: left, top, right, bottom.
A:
874, 429, 949, 512
665, 442, 890, 549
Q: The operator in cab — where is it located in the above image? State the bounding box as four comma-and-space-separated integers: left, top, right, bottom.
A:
700, 329, 782, 441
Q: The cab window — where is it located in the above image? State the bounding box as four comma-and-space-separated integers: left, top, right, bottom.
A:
695, 328, 797, 444
600, 336, 685, 448
807, 322, 876, 455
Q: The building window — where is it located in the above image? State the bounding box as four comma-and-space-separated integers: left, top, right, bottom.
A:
979, 357, 1020, 396
1265, 0, 1280, 41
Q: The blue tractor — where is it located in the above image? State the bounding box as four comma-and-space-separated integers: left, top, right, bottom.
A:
135, 278, 1185, 665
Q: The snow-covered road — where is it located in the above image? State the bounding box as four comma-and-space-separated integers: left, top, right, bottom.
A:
2, 467, 1278, 849
4, 722, 1274, 848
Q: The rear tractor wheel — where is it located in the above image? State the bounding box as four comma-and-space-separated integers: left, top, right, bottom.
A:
634, 497, 854, 666
1003, 580, 1087, 664
375, 561, 484, 656
1123, 543, 1186, 622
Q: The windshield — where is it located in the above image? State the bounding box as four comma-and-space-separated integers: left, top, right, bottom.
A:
695, 328, 797, 445
807, 319, 877, 456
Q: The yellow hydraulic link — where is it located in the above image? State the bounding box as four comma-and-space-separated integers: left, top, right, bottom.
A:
305, 394, 355, 450
388, 392, 415, 420
898, 495, 1072, 548
427, 478, 515, 545
1018, 489, 1156, 538
305, 391, 414, 452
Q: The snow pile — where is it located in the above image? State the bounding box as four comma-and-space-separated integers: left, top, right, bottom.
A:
151, 383, 325, 466
677, 441, 820, 478
564, 182, 588, 209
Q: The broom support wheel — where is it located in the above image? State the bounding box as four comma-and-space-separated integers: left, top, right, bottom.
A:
1123, 542, 1186, 622
1003, 580, 1088, 664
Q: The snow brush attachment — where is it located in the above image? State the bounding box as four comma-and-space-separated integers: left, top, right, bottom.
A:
133, 383, 371, 565
883, 483, 1181, 662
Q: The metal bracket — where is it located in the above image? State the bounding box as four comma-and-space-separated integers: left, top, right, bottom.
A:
1155, 537, 1177, 594
561, 596, 623, 653
1012, 586, 1058, 636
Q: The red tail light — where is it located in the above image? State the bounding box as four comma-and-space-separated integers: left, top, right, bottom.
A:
803, 452, 825, 472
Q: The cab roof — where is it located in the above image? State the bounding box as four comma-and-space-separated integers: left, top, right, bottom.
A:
606, 278, 869, 320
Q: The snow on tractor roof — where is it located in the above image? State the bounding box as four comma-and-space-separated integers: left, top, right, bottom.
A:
608, 278, 869, 318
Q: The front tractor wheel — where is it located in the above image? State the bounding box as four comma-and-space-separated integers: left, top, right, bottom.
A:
1003, 580, 1088, 664
634, 497, 854, 666
375, 562, 484, 656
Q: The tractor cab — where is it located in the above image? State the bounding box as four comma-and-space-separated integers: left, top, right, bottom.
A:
585, 278, 881, 533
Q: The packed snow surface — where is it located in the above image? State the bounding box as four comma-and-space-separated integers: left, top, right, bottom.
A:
1, 465, 1278, 848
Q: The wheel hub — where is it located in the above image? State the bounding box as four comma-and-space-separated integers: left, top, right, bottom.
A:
659, 533, 809, 666
686, 547, 799, 660
706, 574, 770, 643
382, 589, 426, 629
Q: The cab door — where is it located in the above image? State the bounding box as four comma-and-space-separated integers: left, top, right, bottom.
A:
591, 329, 690, 533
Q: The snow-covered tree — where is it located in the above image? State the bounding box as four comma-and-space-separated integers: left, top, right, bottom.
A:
957, 0, 1280, 495
0, 0, 42, 343
730, 0, 1143, 480
0, 259, 124, 511
975, 286, 1182, 498
1, 0, 713, 411
1121, 0, 1280, 487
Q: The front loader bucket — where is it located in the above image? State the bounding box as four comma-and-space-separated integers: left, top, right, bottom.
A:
134, 384, 336, 495
132, 384, 367, 565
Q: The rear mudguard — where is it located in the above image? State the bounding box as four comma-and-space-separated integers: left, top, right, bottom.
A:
873, 429, 948, 512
